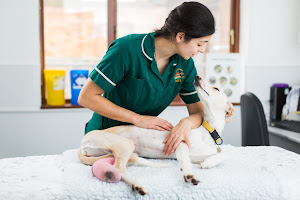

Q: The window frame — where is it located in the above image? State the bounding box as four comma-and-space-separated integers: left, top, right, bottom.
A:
230, 0, 240, 53
40, 0, 240, 109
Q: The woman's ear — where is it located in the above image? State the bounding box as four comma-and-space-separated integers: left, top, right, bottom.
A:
225, 102, 234, 123
176, 32, 185, 42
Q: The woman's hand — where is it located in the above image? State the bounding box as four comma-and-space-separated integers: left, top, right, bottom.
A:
133, 115, 173, 131
163, 119, 193, 156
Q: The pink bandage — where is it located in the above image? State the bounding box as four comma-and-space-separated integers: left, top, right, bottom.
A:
92, 157, 121, 183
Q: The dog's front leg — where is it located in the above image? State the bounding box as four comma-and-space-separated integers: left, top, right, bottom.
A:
175, 142, 200, 185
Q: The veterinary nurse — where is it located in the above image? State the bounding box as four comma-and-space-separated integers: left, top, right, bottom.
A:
79, 2, 215, 156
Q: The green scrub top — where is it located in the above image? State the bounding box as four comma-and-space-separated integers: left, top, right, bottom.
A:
85, 32, 200, 134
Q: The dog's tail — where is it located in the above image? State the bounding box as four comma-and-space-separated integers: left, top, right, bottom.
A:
77, 149, 114, 166
127, 153, 172, 168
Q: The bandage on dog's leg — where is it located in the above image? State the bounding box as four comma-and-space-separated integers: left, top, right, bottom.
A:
92, 157, 121, 183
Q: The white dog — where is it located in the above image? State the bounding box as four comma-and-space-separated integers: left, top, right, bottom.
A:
78, 76, 234, 195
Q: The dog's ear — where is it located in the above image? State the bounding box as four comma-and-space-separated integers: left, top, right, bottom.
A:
225, 102, 234, 123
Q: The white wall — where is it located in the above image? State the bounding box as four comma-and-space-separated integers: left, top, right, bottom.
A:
247, 0, 300, 66
240, 0, 300, 120
0, 109, 92, 158
0, 0, 40, 111
0, 0, 299, 158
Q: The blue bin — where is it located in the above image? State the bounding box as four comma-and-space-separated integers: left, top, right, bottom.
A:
70, 70, 89, 105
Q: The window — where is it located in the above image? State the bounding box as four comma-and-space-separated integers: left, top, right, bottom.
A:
40, 0, 239, 108
41, 0, 108, 108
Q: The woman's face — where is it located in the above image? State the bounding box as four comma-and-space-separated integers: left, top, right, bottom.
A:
176, 33, 212, 60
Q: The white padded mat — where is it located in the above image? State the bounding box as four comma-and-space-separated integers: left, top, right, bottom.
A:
1, 145, 300, 200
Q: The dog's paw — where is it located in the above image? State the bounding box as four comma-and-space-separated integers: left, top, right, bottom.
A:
132, 184, 147, 195
184, 174, 200, 185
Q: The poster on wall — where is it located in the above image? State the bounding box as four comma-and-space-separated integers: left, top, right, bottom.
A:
206, 53, 241, 103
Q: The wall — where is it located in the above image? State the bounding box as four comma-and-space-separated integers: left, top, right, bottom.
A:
0, 0, 40, 111
0, 109, 91, 158
1, 0, 299, 158
241, 0, 300, 119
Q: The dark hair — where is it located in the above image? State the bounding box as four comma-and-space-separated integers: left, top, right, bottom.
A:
154, 1, 215, 42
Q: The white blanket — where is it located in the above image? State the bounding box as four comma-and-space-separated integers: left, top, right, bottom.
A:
1, 145, 300, 200
0, 154, 64, 199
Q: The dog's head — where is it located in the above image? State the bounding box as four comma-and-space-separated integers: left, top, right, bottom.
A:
194, 76, 234, 123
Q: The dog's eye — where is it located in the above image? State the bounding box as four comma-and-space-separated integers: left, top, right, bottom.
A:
213, 87, 219, 91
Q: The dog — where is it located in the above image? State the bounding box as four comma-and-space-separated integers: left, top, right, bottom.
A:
78, 75, 234, 195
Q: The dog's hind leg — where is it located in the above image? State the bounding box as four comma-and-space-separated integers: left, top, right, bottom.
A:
113, 140, 147, 195
78, 149, 114, 165
175, 142, 200, 185
121, 173, 147, 195
79, 131, 147, 195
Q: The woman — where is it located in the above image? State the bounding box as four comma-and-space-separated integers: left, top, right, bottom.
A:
79, 2, 215, 156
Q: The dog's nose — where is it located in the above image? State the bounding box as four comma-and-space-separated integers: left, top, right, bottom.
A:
194, 76, 202, 86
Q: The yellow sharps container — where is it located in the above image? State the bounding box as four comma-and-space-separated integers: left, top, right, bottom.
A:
44, 69, 66, 106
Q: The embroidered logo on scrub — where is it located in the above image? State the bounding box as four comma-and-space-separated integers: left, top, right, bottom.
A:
174, 68, 185, 82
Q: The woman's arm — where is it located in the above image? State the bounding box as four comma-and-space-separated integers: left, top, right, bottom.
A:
78, 78, 138, 125
182, 101, 204, 128
78, 78, 173, 131
163, 101, 204, 156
